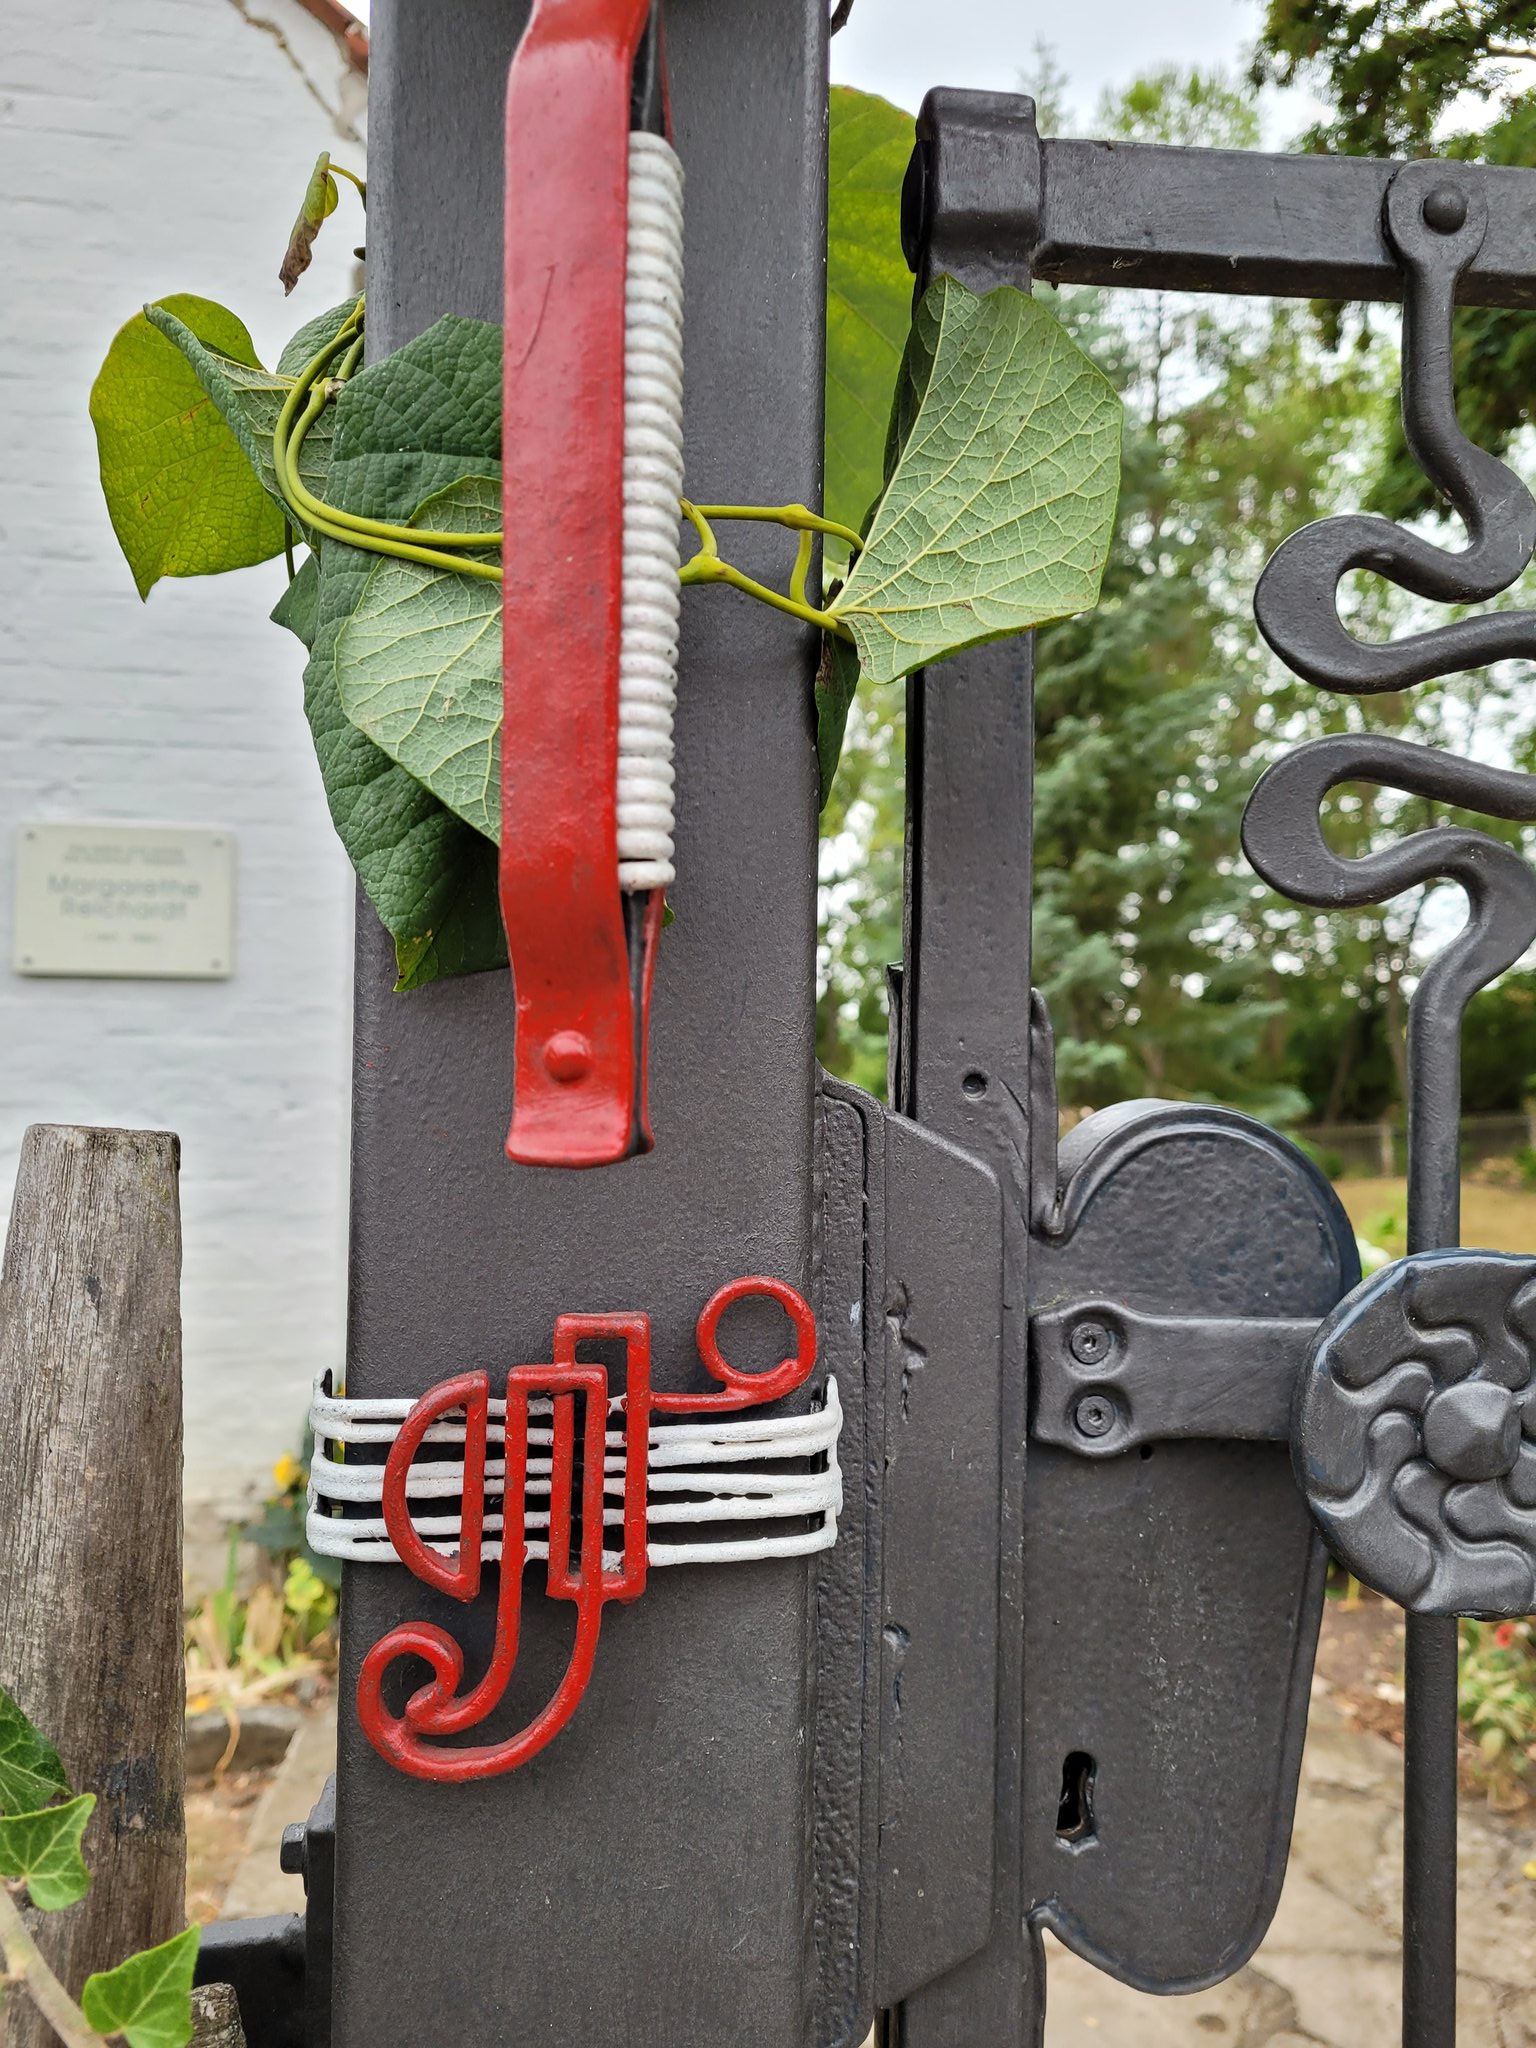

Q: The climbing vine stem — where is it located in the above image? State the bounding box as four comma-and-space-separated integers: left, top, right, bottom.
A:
679, 501, 858, 639
0, 1883, 102, 2048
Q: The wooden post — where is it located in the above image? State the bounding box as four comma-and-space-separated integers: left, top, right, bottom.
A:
0, 1126, 185, 2048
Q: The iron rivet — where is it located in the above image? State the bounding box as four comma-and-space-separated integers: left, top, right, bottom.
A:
1073, 1393, 1116, 1440
1422, 187, 1467, 235
543, 1030, 594, 1083
1069, 1319, 1111, 1365
961, 1069, 988, 1098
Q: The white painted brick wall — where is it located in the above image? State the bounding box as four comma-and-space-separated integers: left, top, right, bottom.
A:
0, 0, 368, 1527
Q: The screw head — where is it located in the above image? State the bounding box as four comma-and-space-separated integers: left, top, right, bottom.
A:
543, 1030, 594, 1083
1422, 186, 1468, 235
1073, 1392, 1117, 1440
1068, 1319, 1112, 1365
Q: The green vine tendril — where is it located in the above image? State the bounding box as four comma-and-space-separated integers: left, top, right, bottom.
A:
270, 307, 859, 629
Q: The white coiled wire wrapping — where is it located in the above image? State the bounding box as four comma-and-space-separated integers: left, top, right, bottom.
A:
617, 131, 686, 893
305, 1376, 842, 1571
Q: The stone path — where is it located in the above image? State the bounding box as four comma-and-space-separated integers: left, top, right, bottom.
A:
1044, 1689, 1536, 2048
215, 1687, 1535, 2045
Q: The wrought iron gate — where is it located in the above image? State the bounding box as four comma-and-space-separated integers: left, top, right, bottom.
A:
197, 14, 1536, 2048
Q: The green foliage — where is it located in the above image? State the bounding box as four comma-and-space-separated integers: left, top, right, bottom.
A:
831, 278, 1120, 684
825, 87, 916, 552
94, 111, 1122, 989
0, 1685, 69, 1816
336, 477, 504, 839
90, 296, 286, 597
1459, 1615, 1536, 1805
81, 1926, 201, 2048
0, 1794, 94, 1911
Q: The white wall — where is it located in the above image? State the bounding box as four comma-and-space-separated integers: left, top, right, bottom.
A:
0, 0, 367, 1535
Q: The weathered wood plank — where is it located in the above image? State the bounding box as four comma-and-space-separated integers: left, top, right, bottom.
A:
0, 1125, 185, 2047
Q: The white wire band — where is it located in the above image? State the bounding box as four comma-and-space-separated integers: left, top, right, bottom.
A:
306, 1377, 842, 1571
618, 132, 685, 893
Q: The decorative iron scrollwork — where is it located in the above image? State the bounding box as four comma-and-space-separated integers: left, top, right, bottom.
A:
1298, 1251, 1536, 1615
1242, 157, 1536, 1615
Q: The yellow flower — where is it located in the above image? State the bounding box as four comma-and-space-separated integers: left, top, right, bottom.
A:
1524, 1861, 1536, 1882
272, 1453, 303, 1492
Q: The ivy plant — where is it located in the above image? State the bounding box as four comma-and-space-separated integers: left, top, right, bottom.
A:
0, 1685, 201, 2048
89, 98, 1121, 992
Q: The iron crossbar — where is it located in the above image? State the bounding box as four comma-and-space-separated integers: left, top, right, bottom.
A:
904, 90, 1536, 307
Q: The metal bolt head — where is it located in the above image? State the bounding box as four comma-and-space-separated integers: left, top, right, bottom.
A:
279, 1822, 308, 1877
1422, 1380, 1520, 1481
1068, 1319, 1112, 1365
1073, 1392, 1117, 1440
543, 1030, 594, 1083
1422, 186, 1468, 235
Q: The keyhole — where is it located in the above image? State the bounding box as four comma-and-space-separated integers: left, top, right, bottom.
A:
1056, 1750, 1097, 1847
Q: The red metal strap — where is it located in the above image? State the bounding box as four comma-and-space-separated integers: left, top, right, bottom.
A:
501, 0, 656, 1168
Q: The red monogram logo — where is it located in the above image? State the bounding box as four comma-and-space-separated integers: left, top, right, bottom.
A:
356, 1276, 818, 1781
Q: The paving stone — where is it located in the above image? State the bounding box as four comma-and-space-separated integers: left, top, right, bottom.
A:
1042, 1937, 1294, 2047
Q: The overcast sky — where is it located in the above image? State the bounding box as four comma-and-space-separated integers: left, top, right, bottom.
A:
828, 0, 1279, 128
349, 2, 1309, 137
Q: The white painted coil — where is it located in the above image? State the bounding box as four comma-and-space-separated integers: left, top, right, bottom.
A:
618, 131, 685, 893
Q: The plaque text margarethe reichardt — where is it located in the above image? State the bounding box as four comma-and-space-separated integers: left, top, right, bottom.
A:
13, 823, 235, 980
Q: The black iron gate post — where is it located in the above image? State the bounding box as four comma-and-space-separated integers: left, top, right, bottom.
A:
334, 4, 829, 2042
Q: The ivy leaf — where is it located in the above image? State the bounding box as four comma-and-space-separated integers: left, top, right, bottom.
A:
335, 478, 502, 841
825, 88, 916, 558
281, 152, 341, 295
0, 1794, 94, 1910
81, 1923, 201, 2048
146, 304, 347, 518
830, 276, 1122, 685
90, 296, 286, 598
303, 317, 507, 987
0, 1684, 69, 1816
815, 633, 863, 811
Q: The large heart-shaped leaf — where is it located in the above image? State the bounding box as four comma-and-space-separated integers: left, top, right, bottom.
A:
0, 1685, 69, 1816
334, 477, 502, 841
82, 1924, 201, 2048
0, 1793, 93, 1910
826, 87, 916, 552
90, 296, 287, 597
831, 276, 1122, 684
305, 318, 507, 987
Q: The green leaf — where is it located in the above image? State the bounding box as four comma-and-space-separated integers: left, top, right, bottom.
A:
279, 301, 365, 378
82, 1923, 200, 2048
271, 554, 321, 650
0, 1793, 93, 1910
826, 88, 917, 555
146, 305, 343, 518
301, 316, 507, 987
90, 296, 286, 598
281, 151, 340, 296
815, 632, 863, 811
831, 276, 1122, 685
0, 1684, 69, 1815
335, 477, 503, 841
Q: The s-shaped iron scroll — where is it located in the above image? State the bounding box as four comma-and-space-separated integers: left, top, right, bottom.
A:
1241, 156, 1536, 1616
355, 1276, 821, 1782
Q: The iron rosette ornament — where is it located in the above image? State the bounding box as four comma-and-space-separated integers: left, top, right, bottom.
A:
1297, 1251, 1536, 1616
